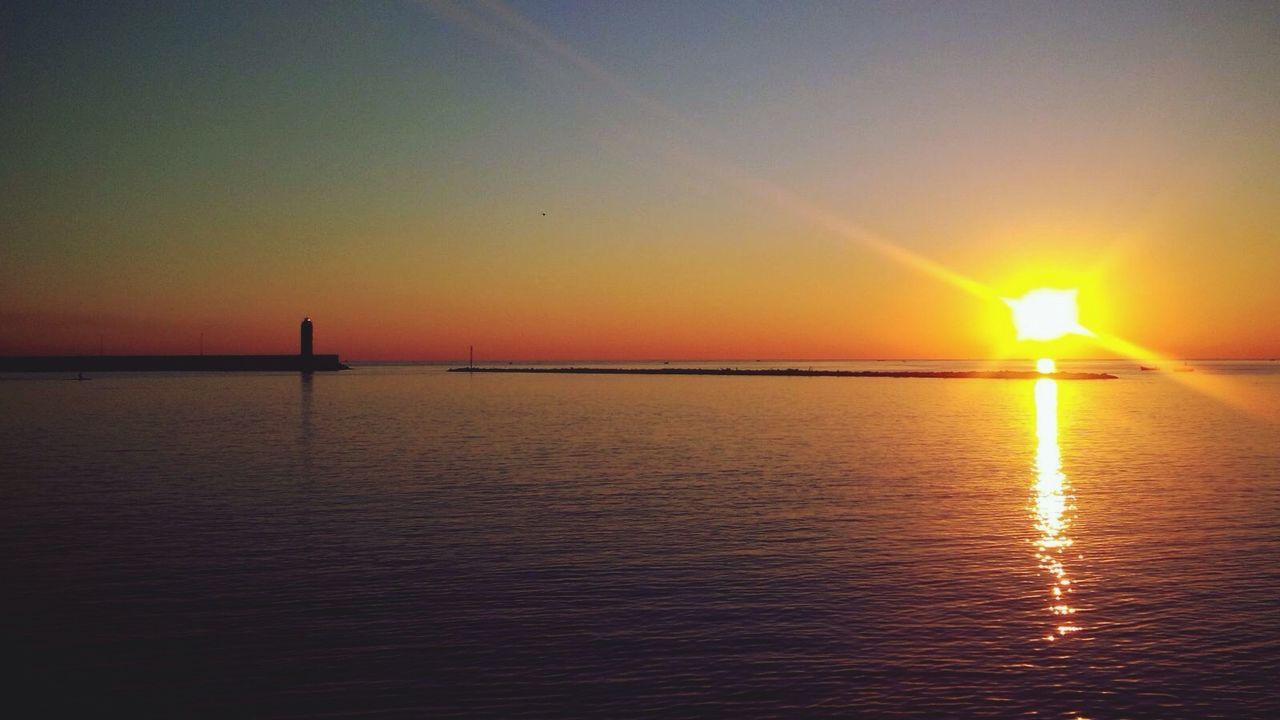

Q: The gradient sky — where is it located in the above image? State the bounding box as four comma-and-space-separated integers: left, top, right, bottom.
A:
3, 1, 1278, 359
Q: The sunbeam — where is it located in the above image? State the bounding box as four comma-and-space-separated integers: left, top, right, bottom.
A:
422, 0, 1272, 421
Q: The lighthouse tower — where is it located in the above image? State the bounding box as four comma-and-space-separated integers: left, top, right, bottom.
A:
300, 317, 314, 359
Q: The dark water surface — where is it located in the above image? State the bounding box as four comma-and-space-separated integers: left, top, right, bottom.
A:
3, 361, 1279, 718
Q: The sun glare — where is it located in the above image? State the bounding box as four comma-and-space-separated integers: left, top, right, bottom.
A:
1003, 288, 1092, 342
1037, 358, 1056, 374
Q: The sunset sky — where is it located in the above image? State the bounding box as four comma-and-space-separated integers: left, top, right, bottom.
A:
3, 1, 1278, 360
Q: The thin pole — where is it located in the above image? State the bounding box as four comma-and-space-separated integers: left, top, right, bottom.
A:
469, 345, 474, 371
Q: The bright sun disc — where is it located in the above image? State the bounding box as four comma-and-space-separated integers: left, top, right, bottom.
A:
1037, 358, 1056, 374
1003, 288, 1092, 342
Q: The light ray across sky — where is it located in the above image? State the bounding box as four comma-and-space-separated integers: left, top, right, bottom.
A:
421, 0, 998, 302
420, 0, 1275, 421
4, 2, 1279, 363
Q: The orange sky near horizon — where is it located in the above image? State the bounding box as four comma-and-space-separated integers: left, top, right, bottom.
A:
2, 2, 1278, 361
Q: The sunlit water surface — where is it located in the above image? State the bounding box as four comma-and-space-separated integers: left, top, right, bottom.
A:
3, 361, 1279, 718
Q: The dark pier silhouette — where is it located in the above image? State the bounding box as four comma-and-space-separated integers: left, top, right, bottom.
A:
0, 318, 348, 373
447, 367, 1117, 380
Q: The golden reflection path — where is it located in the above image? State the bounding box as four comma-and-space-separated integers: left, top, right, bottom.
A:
1033, 376, 1081, 641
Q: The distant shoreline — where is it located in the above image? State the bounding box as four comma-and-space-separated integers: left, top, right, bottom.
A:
447, 367, 1117, 380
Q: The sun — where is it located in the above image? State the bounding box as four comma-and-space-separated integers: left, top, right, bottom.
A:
1003, 288, 1092, 342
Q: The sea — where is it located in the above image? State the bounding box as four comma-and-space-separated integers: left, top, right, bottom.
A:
3, 360, 1278, 718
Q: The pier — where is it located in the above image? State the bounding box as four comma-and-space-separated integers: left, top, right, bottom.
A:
0, 318, 349, 372
447, 367, 1117, 380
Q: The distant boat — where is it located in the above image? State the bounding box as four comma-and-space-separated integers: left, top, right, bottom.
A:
1139, 365, 1158, 371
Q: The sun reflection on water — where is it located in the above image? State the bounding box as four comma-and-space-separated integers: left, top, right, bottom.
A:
1033, 375, 1080, 641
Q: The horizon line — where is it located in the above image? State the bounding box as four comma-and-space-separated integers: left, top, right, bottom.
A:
343, 356, 1279, 364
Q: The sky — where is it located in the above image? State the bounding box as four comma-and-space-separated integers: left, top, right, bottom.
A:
2, 0, 1278, 360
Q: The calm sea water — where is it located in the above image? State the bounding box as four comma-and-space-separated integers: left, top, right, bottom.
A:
3, 361, 1279, 718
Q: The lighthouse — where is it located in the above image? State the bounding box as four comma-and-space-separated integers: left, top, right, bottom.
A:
300, 317, 314, 359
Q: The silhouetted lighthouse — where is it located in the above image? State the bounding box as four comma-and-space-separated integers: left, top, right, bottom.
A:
300, 317, 313, 359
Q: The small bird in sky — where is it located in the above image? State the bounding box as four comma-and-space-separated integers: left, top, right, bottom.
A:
541, 212, 546, 216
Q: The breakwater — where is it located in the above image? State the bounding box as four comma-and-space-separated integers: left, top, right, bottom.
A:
0, 354, 348, 372
448, 367, 1116, 380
